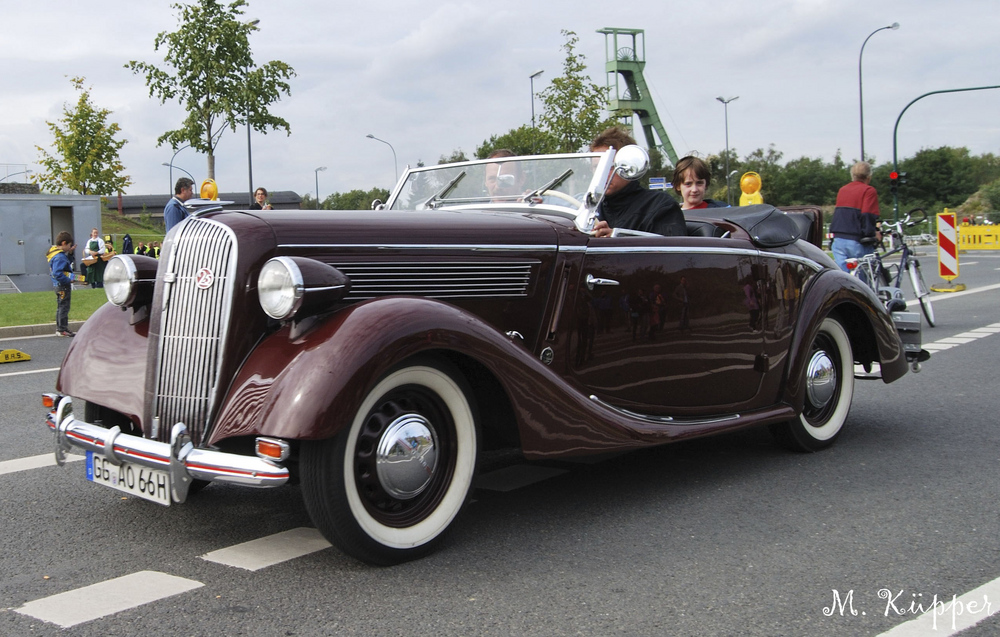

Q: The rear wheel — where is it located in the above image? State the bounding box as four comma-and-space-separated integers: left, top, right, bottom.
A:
301, 358, 478, 565
771, 318, 854, 452
908, 260, 935, 327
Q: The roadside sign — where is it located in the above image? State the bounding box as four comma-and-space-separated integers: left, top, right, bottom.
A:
648, 177, 666, 190
937, 211, 959, 281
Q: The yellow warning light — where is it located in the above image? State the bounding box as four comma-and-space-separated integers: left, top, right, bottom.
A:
200, 179, 218, 200
739, 171, 763, 206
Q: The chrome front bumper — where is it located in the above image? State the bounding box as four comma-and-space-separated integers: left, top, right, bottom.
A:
47, 395, 289, 504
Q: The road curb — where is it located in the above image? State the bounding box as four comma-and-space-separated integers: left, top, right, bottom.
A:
0, 321, 86, 339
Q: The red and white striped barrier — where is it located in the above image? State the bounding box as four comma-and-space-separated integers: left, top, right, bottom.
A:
937, 212, 959, 280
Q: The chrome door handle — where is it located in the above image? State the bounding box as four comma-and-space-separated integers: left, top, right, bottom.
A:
586, 274, 620, 290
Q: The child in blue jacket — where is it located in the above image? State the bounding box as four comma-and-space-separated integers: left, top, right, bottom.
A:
47, 231, 76, 337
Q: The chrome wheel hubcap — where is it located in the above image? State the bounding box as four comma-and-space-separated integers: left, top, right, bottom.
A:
805, 350, 836, 409
375, 414, 438, 500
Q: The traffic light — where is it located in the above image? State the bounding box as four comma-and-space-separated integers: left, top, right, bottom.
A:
889, 171, 899, 196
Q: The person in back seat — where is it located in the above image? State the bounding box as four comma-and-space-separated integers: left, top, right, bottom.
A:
672, 156, 727, 210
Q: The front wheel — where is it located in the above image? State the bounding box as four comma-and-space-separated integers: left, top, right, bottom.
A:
301, 358, 478, 565
770, 318, 854, 452
908, 260, 935, 327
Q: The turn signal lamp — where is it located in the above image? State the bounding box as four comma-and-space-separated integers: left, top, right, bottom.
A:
255, 437, 290, 463
42, 393, 59, 409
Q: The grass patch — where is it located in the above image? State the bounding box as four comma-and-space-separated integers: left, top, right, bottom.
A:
1, 288, 108, 327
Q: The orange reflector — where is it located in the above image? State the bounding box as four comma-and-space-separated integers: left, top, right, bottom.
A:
42, 393, 58, 409
256, 438, 286, 460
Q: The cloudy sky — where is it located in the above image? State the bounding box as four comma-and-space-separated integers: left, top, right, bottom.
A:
1, 0, 998, 200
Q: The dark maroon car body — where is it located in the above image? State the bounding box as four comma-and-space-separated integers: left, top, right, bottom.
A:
46, 149, 907, 565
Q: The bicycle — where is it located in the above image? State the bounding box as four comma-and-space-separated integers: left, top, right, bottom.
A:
845, 208, 936, 327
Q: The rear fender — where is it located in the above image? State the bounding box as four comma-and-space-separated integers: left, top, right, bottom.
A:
783, 270, 907, 411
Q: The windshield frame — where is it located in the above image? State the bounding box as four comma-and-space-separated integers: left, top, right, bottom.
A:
383, 150, 617, 233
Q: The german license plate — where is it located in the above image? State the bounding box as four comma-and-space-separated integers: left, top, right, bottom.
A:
86, 451, 171, 506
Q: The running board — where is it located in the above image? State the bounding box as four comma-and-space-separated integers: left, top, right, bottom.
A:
588, 395, 741, 426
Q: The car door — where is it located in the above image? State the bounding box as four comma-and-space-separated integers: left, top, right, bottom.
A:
568, 234, 769, 415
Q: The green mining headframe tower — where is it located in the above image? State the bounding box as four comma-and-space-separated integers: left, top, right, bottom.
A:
597, 27, 678, 166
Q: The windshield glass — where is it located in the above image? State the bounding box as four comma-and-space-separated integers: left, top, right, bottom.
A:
388, 154, 604, 211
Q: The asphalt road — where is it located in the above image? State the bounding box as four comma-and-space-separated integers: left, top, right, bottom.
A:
2, 251, 998, 637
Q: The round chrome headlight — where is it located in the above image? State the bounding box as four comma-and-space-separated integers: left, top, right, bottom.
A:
104, 255, 137, 307
258, 257, 304, 320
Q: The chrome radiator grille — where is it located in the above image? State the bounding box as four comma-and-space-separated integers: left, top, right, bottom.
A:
154, 219, 237, 444
334, 261, 535, 300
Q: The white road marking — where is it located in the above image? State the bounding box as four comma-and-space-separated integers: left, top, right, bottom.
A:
908, 282, 1000, 307
0, 366, 59, 378
935, 337, 979, 345
201, 527, 331, 571
875, 576, 1000, 636
920, 323, 1000, 353
0, 452, 83, 476
16, 571, 203, 628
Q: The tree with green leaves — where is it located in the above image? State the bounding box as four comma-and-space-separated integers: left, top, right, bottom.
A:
475, 125, 561, 159
438, 149, 469, 164
322, 187, 391, 210
538, 30, 616, 153
126, 0, 294, 180
35, 77, 132, 196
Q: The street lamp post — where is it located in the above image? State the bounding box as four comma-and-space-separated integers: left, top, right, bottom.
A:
246, 19, 260, 207
529, 70, 544, 129
366, 134, 397, 184
529, 69, 544, 154
716, 96, 739, 205
0, 169, 33, 183
167, 144, 191, 193
891, 84, 1000, 222
314, 166, 327, 208
859, 22, 900, 162
162, 162, 194, 184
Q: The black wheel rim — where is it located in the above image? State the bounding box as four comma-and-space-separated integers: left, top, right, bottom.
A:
352, 385, 456, 527
802, 333, 840, 428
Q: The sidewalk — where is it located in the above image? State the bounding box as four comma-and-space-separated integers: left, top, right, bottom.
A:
0, 321, 87, 339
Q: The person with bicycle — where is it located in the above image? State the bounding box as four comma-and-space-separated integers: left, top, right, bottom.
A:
830, 161, 882, 272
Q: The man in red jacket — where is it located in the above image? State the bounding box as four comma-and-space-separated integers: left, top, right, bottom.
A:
830, 161, 882, 271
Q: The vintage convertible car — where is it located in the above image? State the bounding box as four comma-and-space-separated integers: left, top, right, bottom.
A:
44, 146, 909, 565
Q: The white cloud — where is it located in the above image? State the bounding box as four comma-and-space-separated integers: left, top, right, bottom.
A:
3, 0, 999, 197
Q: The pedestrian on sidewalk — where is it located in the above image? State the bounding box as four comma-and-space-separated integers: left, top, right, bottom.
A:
47, 231, 76, 337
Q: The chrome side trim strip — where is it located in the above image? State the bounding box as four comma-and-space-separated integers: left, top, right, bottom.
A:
279, 243, 558, 252
583, 245, 824, 272
589, 395, 742, 426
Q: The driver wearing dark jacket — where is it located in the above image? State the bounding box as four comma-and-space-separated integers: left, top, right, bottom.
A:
590, 126, 686, 238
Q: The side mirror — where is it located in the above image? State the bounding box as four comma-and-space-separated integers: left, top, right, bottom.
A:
614, 145, 649, 181
371, 199, 384, 210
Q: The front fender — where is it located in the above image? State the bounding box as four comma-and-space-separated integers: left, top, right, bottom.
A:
209, 297, 526, 444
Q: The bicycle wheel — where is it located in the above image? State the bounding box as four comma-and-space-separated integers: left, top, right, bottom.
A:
907, 260, 935, 327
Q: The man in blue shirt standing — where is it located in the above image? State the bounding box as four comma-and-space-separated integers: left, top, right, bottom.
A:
830, 162, 881, 271
164, 177, 196, 232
